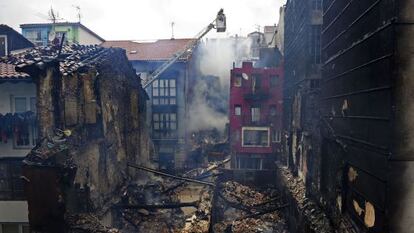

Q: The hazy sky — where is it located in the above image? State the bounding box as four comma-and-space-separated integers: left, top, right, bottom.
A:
0, 0, 286, 40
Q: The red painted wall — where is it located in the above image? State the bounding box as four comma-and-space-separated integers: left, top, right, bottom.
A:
229, 61, 284, 155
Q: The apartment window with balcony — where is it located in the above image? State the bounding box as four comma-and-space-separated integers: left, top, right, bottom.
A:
242, 127, 270, 147
234, 74, 242, 87
11, 96, 38, 148
152, 113, 177, 139
251, 106, 260, 122
152, 79, 177, 105
234, 105, 241, 116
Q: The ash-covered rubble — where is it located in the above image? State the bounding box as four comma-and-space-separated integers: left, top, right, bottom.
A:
213, 181, 289, 233
66, 214, 120, 233
115, 159, 229, 232
277, 165, 333, 233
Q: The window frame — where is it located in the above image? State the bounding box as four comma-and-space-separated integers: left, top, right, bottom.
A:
234, 105, 241, 116
241, 127, 270, 147
152, 78, 177, 106
10, 96, 38, 149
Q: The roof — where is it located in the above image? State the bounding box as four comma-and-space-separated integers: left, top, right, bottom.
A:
20, 22, 105, 42
0, 63, 30, 79
1, 44, 112, 76
101, 38, 196, 61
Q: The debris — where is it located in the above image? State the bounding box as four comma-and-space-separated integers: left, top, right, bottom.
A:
213, 181, 288, 233
66, 213, 120, 233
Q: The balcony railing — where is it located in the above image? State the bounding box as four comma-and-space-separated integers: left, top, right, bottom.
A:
243, 89, 270, 101
242, 115, 272, 126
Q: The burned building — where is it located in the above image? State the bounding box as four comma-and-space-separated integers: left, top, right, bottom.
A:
229, 61, 284, 173
319, 0, 414, 232
283, 0, 323, 192
102, 39, 198, 172
1, 44, 152, 232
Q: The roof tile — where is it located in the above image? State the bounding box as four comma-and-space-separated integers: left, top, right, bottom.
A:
101, 39, 196, 61
0, 63, 30, 79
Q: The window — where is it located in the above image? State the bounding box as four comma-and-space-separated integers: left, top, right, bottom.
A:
234, 105, 241, 116
14, 97, 27, 113
152, 79, 177, 105
270, 75, 279, 87
0, 159, 25, 200
242, 127, 270, 147
272, 130, 281, 142
25, 30, 41, 41
0, 224, 29, 233
234, 75, 242, 87
252, 74, 261, 93
10, 97, 37, 148
270, 105, 277, 116
0, 35, 7, 57
152, 113, 177, 138
251, 107, 260, 122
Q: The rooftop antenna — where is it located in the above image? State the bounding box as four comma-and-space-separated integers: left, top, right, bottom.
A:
72, 5, 81, 23
48, 7, 63, 24
170, 22, 175, 39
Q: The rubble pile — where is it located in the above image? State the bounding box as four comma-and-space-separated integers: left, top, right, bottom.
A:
118, 180, 186, 233
213, 181, 288, 233
118, 159, 229, 232
278, 165, 333, 232
24, 128, 73, 166
66, 214, 120, 233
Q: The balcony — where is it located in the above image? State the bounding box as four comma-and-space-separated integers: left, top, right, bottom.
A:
242, 115, 272, 126
243, 89, 270, 101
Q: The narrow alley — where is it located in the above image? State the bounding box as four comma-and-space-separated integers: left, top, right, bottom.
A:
0, 0, 414, 233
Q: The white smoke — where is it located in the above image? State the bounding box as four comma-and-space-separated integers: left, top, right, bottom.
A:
188, 36, 252, 132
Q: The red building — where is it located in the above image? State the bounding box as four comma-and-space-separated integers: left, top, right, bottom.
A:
229, 61, 283, 170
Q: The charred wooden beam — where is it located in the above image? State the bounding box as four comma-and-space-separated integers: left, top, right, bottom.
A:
117, 201, 199, 210
127, 163, 215, 186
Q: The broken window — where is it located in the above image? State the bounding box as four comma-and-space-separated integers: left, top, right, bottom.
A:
234, 74, 242, 87
234, 105, 241, 116
152, 78, 177, 105
251, 106, 260, 122
242, 128, 269, 147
